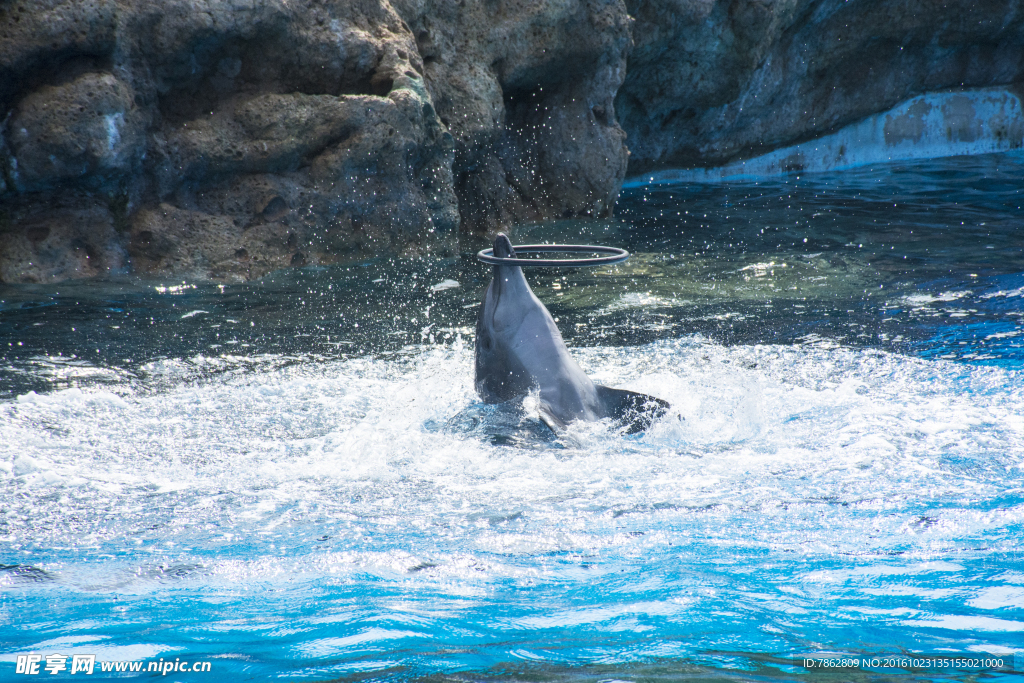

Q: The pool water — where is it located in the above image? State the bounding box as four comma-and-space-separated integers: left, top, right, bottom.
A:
1, 153, 1023, 681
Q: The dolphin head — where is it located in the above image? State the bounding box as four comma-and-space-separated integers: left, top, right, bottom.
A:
475, 234, 535, 402
486, 233, 532, 308
493, 233, 515, 259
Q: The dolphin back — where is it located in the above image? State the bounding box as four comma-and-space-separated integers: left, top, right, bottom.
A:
595, 385, 670, 434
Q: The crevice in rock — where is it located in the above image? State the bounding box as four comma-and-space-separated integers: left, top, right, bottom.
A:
156, 37, 383, 127
1, 54, 115, 116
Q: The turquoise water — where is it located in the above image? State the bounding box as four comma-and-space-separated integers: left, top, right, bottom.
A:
1, 153, 1023, 681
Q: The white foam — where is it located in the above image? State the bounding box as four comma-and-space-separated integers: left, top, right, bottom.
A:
1, 338, 1021, 591
597, 292, 675, 315
430, 279, 460, 292
969, 586, 1024, 610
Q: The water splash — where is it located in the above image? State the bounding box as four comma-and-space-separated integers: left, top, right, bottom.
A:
2, 153, 1024, 680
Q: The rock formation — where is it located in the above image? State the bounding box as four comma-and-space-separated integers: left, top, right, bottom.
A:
0, 0, 631, 283
617, 0, 1024, 174
1, 0, 1022, 283
394, 0, 631, 234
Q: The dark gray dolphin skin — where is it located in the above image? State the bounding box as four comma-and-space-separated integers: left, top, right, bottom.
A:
475, 234, 669, 433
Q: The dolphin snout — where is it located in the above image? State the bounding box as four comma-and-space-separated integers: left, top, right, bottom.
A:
493, 233, 517, 259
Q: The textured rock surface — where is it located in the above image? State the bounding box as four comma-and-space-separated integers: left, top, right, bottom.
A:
395, 0, 632, 234
8, 71, 145, 192
0, 0, 631, 282
618, 0, 1024, 174
3, 0, 1024, 283
0, 192, 128, 283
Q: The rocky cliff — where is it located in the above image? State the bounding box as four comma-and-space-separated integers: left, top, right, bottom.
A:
1, 0, 1022, 283
618, 0, 1024, 173
0, 0, 630, 282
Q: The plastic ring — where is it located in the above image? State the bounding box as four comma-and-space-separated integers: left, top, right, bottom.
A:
476, 244, 630, 267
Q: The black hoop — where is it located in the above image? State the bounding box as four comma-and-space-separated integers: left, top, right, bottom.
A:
476, 244, 629, 267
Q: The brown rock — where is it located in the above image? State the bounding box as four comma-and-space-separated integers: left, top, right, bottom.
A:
7, 72, 145, 192
0, 0, 470, 282
397, 0, 633, 237
0, 0, 118, 111
0, 193, 127, 283
129, 202, 298, 282
4, 0, 1024, 284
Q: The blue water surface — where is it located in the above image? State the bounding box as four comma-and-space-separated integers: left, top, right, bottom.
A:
1, 153, 1023, 681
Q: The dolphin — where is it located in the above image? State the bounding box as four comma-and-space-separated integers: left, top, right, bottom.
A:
475, 234, 669, 433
